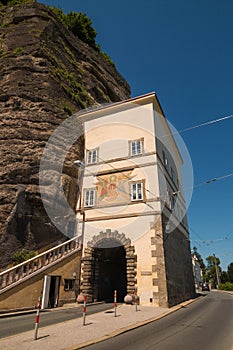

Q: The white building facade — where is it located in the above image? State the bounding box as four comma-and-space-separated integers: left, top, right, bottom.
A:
77, 93, 195, 307
192, 254, 203, 289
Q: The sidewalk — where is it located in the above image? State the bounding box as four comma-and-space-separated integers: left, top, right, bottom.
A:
0, 298, 198, 350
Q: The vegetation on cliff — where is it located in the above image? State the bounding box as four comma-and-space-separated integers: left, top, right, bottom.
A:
0, 0, 130, 268
0, 0, 114, 65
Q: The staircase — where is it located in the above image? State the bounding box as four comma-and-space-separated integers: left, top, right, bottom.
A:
0, 236, 81, 294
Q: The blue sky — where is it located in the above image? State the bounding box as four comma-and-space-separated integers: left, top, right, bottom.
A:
39, 0, 233, 271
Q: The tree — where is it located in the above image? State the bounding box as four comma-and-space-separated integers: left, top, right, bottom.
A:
193, 246, 206, 270
227, 262, 233, 283
51, 7, 98, 51
12, 249, 35, 265
65, 12, 98, 50
220, 271, 229, 284
205, 255, 221, 288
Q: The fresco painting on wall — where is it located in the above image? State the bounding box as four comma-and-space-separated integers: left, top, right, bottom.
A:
96, 171, 132, 204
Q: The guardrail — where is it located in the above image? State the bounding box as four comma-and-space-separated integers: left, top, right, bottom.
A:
0, 236, 81, 293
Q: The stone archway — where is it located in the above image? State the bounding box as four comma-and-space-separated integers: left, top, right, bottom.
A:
80, 229, 137, 302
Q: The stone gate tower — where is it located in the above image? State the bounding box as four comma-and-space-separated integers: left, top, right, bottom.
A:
76, 93, 195, 307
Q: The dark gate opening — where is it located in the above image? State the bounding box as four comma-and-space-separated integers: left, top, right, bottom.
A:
93, 243, 127, 302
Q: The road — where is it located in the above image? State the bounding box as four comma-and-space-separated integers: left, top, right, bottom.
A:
84, 291, 233, 350
0, 302, 114, 338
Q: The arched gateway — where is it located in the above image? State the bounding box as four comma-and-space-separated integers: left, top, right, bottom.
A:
79, 229, 137, 302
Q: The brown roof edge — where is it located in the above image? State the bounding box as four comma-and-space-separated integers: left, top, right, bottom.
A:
76, 92, 158, 118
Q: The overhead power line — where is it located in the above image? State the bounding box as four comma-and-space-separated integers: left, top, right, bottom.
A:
163, 113, 233, 139
173, 171, 233, 195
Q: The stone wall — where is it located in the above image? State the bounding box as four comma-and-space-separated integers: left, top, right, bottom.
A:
80, 229, 137, 302
149, 215, 168, 307
0, 249, 82, 310
162, 214, 195, 306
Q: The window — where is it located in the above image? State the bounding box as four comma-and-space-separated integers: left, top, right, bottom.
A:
130, 139, 143, 156
171, 167, 175, 181
162, 151, 168, 169
87, 149, 98, 164
64, 279, 74, 291
168, 191, 175, 210
131, 182, 143, 201
84, 188, 95, 207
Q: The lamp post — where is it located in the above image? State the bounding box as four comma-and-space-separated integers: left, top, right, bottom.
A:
73, 160, 86, 241
74, 160, 86, 301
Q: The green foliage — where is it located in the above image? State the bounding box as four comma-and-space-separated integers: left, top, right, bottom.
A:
193, 246, 206, 270
204, 255, 221, 288
100, 51, 116, 68
63, 104, 73, 116
218, 282, 233, 291
206, 255, 220, 269
52, 65, 91, 108
12, 46, 25, 55
50, 6, 115, 66
51, 7, 98, 50
0, 19, 9, 27
220, 271, 229, 284
12, 249, 35, 265
227, 262, 233, 282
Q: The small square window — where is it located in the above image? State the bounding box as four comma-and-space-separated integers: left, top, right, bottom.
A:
131, 182, 143, 201
84, 188, 96, 207
168, 191, 175, 210
162, 151, 168, 169
87, 149, 98, 164
64, 278, 74, 291
130, 139, 143, 156
171, 167, 175, 181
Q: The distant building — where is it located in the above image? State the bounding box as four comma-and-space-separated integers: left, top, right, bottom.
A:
192, 253, 203, 289
77, 92, 195, 307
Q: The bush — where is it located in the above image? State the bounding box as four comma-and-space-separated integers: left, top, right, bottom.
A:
51, 7, 97, 50
218, 282, 233, 291
12, 249, 35, 265
50, 7, 115, 66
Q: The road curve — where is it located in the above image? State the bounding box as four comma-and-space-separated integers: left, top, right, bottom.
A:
83, 291, 233, 350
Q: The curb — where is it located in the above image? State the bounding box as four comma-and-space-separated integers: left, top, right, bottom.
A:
66, 296, 203, 350
0, 309, 38, 318
0, 301, 105, 319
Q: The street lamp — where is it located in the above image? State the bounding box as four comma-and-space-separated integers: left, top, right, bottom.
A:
73, 159, 85, 239
74, 160, 85, 167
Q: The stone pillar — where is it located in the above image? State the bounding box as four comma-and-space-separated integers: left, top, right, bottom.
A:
150, 215, 168, 308
79, 247, 94, 303
125, 245, 137, 295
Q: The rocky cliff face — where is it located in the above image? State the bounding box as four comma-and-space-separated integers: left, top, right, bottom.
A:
0, 2, 130, 268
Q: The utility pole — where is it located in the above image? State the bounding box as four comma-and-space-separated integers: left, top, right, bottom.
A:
213, 253, 220, 288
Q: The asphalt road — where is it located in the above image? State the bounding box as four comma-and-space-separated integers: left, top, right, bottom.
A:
83, 291, 233, 350
0, 302, 115, 338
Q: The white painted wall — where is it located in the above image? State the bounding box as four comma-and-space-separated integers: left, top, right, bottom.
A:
76, 94, 189, 304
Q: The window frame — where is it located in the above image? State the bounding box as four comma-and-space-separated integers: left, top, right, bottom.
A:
86, 148, 98, 164
64, 278, 75, 291
171, 167, 175, 181
129, 138, 144, 157
130, 180, 145, 202
162, 150, 168, 169
83, 188, 96, 207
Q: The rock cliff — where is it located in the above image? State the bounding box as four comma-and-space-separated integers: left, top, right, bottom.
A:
0, 1, 130, 268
